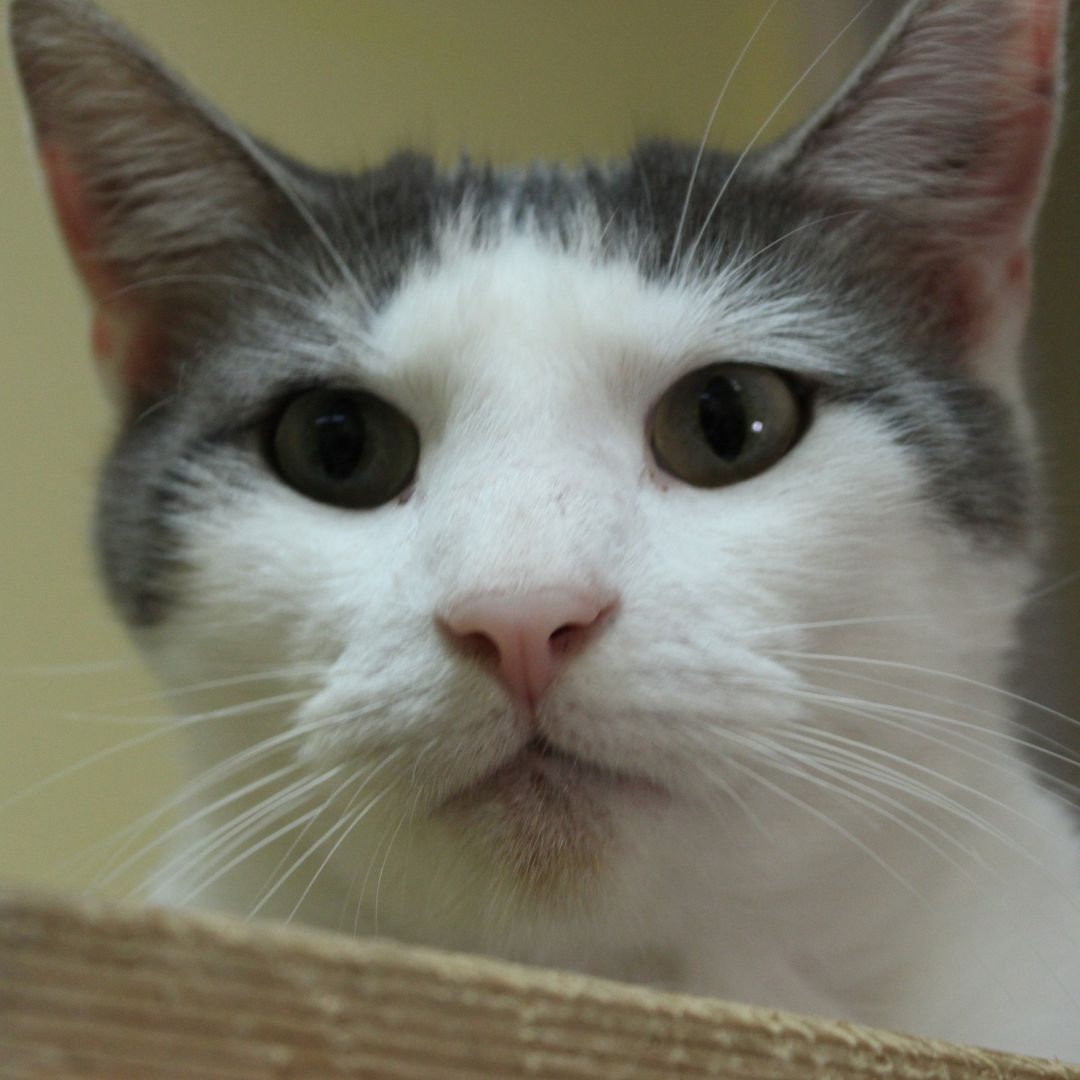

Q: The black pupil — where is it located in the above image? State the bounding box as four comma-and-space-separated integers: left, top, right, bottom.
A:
313, 402, 365, 481
698, 377, 747, 461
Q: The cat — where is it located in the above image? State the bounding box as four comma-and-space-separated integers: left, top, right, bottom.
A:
10, 0, 1080, 1061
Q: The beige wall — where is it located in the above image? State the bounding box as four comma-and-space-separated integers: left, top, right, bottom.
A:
1024, 13, 1080, 764
1, 2, 1075, 898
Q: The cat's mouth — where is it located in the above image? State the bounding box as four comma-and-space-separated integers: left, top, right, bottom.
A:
443, 735, 666, 810
434, 734, 665, 897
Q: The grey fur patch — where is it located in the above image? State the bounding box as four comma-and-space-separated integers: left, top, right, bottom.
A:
96, 412, 196, 627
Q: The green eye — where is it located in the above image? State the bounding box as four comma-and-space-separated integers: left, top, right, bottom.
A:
270, 389, 419, 509
650, 363, 803, 488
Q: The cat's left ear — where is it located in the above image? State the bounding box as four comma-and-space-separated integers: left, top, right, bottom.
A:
9, 0, 297, 410
768, 0, 1066, 379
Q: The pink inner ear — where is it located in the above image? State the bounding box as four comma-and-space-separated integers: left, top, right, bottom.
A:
935, 0, 1062, 353
39, 141, 162, 399
1029, 0, 1063, 77
39, 142, 114, 307
987, 0, 1064, 237
940, 247, 1032, 361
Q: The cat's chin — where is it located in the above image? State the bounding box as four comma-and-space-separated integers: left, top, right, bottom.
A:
435, 736, 668, 900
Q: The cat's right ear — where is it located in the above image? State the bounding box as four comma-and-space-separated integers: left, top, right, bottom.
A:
9, 0, 290, 408
763, 0, 1066, 388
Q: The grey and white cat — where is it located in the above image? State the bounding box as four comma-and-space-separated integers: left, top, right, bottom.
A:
10, 0, 1080, 1060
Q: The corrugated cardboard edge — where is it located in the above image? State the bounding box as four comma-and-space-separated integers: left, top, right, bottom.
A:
1, 891, 1076, 1079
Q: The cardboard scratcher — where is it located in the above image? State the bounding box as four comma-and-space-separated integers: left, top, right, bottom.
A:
1, 893, 1077, 1080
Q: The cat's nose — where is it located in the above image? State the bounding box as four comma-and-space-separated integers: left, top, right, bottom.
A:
441, 588, 612, 710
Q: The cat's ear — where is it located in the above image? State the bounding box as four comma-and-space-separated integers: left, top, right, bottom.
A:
768, 0, 1065, 369
10, 0, 291, 406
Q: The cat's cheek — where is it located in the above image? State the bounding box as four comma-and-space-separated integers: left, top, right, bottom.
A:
144, 485, 412, 660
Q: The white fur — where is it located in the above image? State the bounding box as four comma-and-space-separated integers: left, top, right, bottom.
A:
141, 233, 1080, 1060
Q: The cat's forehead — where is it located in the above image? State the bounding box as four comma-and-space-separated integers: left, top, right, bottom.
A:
351, 220, 852, 393
375, 232, 704, 379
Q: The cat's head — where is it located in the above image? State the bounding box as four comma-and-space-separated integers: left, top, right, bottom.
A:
10, 0, 1065, 921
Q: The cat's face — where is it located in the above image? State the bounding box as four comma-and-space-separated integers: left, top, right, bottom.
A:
133, 209, 1032, 904
11, 0, 1063, 924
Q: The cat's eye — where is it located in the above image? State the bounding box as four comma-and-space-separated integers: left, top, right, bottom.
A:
270, 389, 419, 509
650, 363, 803, 488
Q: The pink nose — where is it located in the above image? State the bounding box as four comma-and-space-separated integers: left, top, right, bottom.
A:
442, 588, 611, 709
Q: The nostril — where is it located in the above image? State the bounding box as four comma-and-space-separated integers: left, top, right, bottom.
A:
455, 629, 500, 666
548, 621, 586, 656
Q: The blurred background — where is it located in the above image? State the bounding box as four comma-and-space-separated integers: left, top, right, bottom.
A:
1, 1, 1076, 897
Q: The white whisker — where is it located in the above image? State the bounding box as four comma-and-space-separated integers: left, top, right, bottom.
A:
771, 650, 1080, 730
229, 130, 377, 318
723, 746, 927, 899
666, 0, 782, 273
286, 781, 399, 926
681, 0, 880, 272
250, 745, 407, 920
161, 767, 343, 906
0, 689, 309, 816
